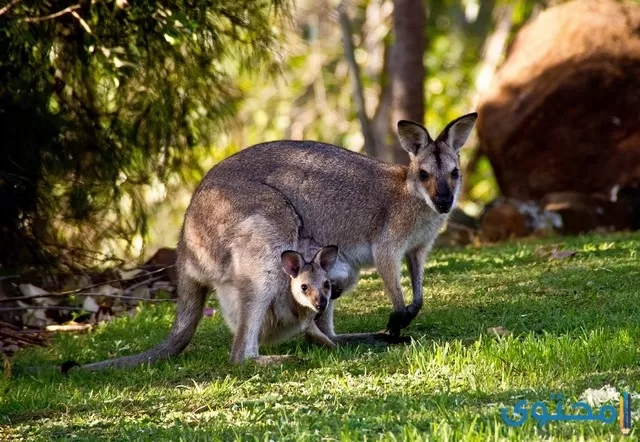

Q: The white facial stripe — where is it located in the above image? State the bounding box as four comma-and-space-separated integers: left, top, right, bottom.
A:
293, 290, 317, 311
409, 179, 438, 212
419, 184, 439, 212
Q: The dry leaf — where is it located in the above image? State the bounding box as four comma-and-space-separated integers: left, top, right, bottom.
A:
82, 296, 100, 313
17, 301, 50, 327
18, 283, 47, 297
550, 249, 578, 260
60, 275, 92, 292
579, 385, 619, 407
132, 285, 150, 300
487, 326, 512, 338
93, 284, 121, 297
117, 269, 144, 280
18, 284, 59, 306
534, 246, 578, 260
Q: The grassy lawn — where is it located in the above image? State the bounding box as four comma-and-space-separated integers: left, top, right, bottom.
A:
1, 233, 639, 441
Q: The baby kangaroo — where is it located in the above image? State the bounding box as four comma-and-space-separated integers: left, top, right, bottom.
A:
262, 246, 338, 352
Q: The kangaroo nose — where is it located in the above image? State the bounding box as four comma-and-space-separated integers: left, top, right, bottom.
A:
317, 296, 328, 312
434, 196, 453, 213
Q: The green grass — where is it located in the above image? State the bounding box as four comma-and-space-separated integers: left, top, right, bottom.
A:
2, 233, 640, 441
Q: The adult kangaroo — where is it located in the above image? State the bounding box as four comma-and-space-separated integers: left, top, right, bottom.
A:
81, 113, 477, 368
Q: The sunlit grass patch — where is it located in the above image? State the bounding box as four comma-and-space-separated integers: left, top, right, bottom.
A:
1, 232, 639, 441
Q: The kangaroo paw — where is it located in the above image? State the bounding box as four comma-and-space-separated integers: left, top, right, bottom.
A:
386, 306, 418, 337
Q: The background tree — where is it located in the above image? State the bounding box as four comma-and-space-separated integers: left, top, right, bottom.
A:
0, 0, 550, 270
389, 0, 426, 164
0, 0, 289, 271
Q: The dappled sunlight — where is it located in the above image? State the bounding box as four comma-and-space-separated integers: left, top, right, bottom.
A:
3, 233, 640, 440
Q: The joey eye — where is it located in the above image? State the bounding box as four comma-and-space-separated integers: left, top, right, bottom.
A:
451, 168, 460, 179
419, 170, 429, 181
301, 284, 308, 292
323, 281, 330, 290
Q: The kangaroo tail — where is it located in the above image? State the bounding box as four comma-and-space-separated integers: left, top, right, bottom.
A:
79, 275, 207, 371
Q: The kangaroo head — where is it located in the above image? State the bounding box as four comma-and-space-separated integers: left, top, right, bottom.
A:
397, 112, 478, 214
280, 245, 338, 313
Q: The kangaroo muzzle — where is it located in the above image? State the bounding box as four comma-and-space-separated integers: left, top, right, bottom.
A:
434, 180, 453, 213
316, 296, 328, 312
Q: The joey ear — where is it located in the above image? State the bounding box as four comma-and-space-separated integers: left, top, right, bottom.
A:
397, 120, 433, 155
281, 251, 304, 278
436, 112, 478, 152
313, 245, 338, 272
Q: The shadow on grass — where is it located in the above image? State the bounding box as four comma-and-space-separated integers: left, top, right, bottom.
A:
4, 233, 639, 440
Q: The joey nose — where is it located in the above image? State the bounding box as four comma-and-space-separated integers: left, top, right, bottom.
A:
317, 296, 328, 312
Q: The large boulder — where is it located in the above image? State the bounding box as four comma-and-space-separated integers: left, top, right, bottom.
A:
477, 0, 640, 200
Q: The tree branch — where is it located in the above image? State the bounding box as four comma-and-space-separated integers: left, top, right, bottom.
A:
337, 2, 377, 157
0, 0, 20, 17
22, 4, 82, 23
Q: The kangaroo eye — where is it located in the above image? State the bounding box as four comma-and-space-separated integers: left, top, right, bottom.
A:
301, 284, 308, 292
323, 281, 330, 290
451, 168, 460, 179
419, 170, 429, 181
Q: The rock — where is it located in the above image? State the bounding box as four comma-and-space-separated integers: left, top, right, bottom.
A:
143, 247, 178, 286
4, 344, 20, 353
480, 198, 562, 242
616, 183, 640, 230
435, 208, 479, 247
479, 201, 528, 242
477, 0, 640, 200
436, 223, 476, 247
542, 191, 631, 234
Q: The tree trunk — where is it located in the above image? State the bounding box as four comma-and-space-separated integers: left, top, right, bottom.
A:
372, 40, 394, 162
338, 2, 377, 157
464, 4, 513, 197
390, 0, 426, 164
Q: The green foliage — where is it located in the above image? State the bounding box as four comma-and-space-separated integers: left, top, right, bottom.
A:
220, 0, 546, 209
0, 0, 289, 270
3, 232, 640, 440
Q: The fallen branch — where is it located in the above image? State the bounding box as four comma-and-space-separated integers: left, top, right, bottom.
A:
0, 321, 20, 331
58, 265, 174, 295
0, 269, 173, 303
0, 328, 48, 346
45, 324, 91, 332
72, 286, 176, 302
0, 289, 177, 313
0, 306, 86, 312
0, 275, 19, 281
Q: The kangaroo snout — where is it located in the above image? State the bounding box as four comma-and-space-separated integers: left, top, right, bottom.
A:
316, 295, 328, 312
434, 195, 453, 213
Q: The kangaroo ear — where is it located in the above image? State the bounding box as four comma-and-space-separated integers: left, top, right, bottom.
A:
436, 112, 478, 152
397, 120, 433, 155
281, 251, 303, 278
313, 245, 338, 272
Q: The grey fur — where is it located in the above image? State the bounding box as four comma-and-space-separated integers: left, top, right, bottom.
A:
81, 113, 477, 368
